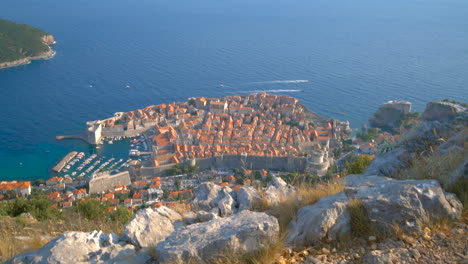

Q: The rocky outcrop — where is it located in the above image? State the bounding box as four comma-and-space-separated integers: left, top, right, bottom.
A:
41, 34, 55, 45
218, 193, 236, 217
0, 49, 55, 69
156, 210, 279, 264
192, 182, 233, 211
265, 176, 296, 205
287, 192, 350, 248
124, 206, 184, 248
197, 210, 219, 222
286, 174, 462, 248
5, 231, 150, 264
237, 186, 262, 211
422, 101, 467, 122
369, 101, 412, 132
364, 121, 449, 177
345, 174, 463, 231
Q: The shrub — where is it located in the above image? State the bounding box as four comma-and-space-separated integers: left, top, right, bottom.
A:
344, 155, 374, 175
110, 206, 133, 225
75, 199, 109, 221
349, 199, 375, 238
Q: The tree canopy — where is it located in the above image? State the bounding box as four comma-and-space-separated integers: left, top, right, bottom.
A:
0, 19, 51, 63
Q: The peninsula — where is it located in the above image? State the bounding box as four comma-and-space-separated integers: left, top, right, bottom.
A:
79, 93, 352, 177
0, 19, 55, 69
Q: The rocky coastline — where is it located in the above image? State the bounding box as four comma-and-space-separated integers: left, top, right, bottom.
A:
0, 35, 56, 70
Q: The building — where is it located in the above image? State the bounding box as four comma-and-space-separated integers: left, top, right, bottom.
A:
86, 120, 103, 145
0, 181, 31, 197
382, 101, 412, 114
46, 177, 63, 186
89, 171, 131, 194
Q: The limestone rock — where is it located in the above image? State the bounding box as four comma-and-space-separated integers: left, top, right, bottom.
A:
345, 174, 463, 230
156, 210, 279, 263
369, 100, 412, 132
5, 231, 150, 264
124, 206, 184, 248
19, 212, 35, 220
197, 210, 219, 222
182, 210, 198, 224
237, 186, 262, 211
218, 193, 236, 217
363, 147, 408, 177
364, 121, 449, 177
192, 182, 233, 211
287, 192, 350, 247
422, 101, 467, 122
363, 248, 414, 264
265, 176, 296, 205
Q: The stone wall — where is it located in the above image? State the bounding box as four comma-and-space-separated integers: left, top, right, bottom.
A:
142, 154, 308, 177
89, 171, 132, 194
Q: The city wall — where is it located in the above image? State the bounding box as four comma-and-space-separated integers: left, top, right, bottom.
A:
140, 154, 308, 177
89, 171, 132, 194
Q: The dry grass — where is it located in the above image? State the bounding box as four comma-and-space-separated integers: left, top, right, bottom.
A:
264, 180, 344, 233
183, 234, 285, 264
423, 217, 454, 235
0, 217, 48, 260
396, 139, 467, 209
0, 211, 126, 261
246, 180, 344, 262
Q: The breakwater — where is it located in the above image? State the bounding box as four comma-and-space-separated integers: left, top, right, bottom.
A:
51, 151, 77, 173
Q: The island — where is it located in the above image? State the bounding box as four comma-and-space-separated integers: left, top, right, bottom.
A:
0, 19, 55, 69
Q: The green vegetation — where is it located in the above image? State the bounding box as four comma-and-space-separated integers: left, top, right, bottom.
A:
165, 165, 199, 176
344, 154, 374, 175
75, 199, 109, 221
0, 197, 61, 221
442, 98, 468, 108
188, 98, 196, 106
356, 127, 378, 141
0, 19, 51, 63
284, 120, 300, 127
109, 206, 133, 224
349, 199, 378, 238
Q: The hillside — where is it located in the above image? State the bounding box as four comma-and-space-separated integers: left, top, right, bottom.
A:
2, 100, 467, 264
0, 19, 55, 69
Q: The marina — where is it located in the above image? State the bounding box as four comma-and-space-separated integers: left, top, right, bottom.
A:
52, 135, 152, 180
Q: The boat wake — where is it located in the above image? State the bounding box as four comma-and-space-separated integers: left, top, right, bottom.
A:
243, 89, 304, 93
247, 80, 309, 84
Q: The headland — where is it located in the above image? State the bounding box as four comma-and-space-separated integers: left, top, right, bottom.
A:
0, 19, 56, 69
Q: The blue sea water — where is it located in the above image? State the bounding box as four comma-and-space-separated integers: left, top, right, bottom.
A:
0, 0, 467, 181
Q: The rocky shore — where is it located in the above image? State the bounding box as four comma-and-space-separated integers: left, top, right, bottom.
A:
0, 35, 56, 70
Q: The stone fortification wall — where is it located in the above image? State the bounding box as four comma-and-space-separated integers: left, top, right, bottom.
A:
142, 154, 308, 177
101, 128, 148, 138
89, 171, 131, 194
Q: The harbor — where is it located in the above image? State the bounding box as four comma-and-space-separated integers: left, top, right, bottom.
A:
51, 134, 152, 180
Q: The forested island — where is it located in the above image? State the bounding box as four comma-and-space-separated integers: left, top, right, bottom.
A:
0, 19, 55, 69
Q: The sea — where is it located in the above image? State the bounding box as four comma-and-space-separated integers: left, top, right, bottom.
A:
1, 0, 467, 181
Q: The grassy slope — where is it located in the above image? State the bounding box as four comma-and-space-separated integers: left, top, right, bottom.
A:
0, 19, 50, 63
